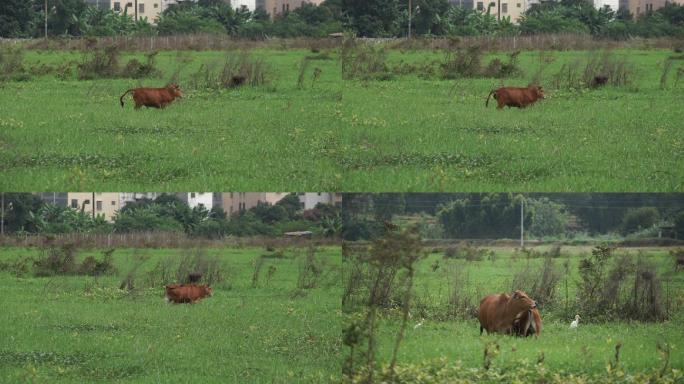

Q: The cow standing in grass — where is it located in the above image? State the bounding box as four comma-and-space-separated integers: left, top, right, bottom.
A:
478, 290, 538, 335
120, 84, 183, 109
486, 85, 545, 109
165, 284, 212, 304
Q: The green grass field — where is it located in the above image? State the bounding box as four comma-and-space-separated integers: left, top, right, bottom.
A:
344, 245, 684, 378
0, 245, 341, 383
0, 46, 682, 191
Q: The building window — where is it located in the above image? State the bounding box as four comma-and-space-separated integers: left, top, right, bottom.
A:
517, 2, 521, 7
139, 3, 144, 12
191, 193, 196, 198
477, 1, 484, 10
114, 2, 120, 10
489, 2, 495, 7
71, 199, 78, 209
502, 3, 508, 12
111, 201, 116, 206
286, 4, 289, 11
96, 201, 103, 211
153, 3, 158, 7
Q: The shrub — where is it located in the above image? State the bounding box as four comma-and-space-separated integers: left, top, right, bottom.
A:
78, 248, 117, 276
77, 45, 121, 80
33, 244, 78, 276
620, 207, 659, 235
121, 51, 162, 79
341, 37, 392, 81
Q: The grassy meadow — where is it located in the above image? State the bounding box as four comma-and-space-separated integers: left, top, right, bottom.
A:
343, 245, 684, 380
0, 244, 341, 383
0, 43, 683, 191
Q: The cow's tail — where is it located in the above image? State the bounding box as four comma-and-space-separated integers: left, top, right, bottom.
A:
120, 89, 134, 108
485, 90, 496, 107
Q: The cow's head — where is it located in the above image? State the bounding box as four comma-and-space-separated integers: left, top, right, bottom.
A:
167, 83, 183, 98
529, 85, 545, 99
509, 290, 536, 313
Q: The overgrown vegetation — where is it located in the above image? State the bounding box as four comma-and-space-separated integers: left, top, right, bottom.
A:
441, 46, 522, 79
186, 52, 269, 90
77, 45, 162, 80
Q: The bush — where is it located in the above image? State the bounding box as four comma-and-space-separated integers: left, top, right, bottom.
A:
341, 37, 392, 81
33, 244, 78, 276
77, 249, 116, 276
577, 246, 668, 322
187, 52, 271, 90
121, 51, 162, 79
0, 46, 27, 82
77, 45, 121, 80
77, 45, 162, 80
621, 207, 659, 235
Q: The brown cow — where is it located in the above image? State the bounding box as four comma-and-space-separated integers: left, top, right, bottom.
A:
478, 290, 537, 335
120, 84, 183, 109
164, 284, 212, 304
511, 307, 542, 337
486, 85, 545, 109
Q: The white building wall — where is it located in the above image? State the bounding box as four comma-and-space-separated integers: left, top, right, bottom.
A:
594, 0, 619, 10
230, 0, 255, 10
299, 193, 336, 210
186, 193, 214, 210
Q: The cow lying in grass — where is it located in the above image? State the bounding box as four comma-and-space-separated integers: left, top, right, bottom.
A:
478, 290, 538, 335
120, 83, 183, 109
486, 85, 545, 109
164, 284, 212, 304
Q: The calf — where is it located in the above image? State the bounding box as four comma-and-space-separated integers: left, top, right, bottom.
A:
486, 85, 545, 109
120, 84, 183, 109
164, 284, 212, 304
591, 75, 609, 88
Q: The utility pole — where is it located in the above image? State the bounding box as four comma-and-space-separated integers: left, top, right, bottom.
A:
44, 0, 48, 39
135, 0, 138, 21
520, 197, 524, 248
408, 0, 412, 39
1, 193, 4, 236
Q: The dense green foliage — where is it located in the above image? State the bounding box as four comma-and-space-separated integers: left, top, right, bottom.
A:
0, 193, 341, 238
2, 0, 684, 38
343, 194, 684, 240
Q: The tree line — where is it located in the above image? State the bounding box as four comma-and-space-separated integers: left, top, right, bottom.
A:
0, 193, 342, 238
342, 193, 684, 240
2, 0, 683, 39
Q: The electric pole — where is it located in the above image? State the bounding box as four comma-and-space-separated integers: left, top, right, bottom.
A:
520, 197, 524, 248
44, 0, 48, 39
408, 0, 412, 39
1, 193, 4, 235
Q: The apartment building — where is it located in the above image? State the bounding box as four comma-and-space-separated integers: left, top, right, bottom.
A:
230, 0, 256, 10
66, 193, 121, 221
37, 193, 68, 208
473, 0, 530, 23
176, 193, 215, 210
220, 192, 341, 215
256, 0, 324, 18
